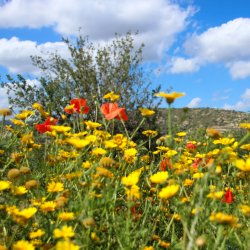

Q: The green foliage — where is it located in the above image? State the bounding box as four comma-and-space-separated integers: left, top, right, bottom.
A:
1, 33, 161, 127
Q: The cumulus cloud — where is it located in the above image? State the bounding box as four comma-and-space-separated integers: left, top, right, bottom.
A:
0, 79, 40, 111
0, 0, 194, 61
168, 57, 200, 73
186, 97, 201, 108
169, 18, 250, 79
227, 61, 250, 79
223, 88, 250, 111
0, 85, 9, 108
0, 37, 68, 74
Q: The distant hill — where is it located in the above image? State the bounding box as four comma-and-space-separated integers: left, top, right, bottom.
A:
156, 108, 250, 134
2, 108, 250, 135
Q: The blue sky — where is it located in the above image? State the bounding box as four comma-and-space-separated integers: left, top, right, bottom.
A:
0, 0, 250, 111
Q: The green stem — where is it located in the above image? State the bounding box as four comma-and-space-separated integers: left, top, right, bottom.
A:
130, 118, 146, 140
238, 131, 250, 147
120, 119, 130, 139
214, 226, 224, 249
168, 104, 172, 138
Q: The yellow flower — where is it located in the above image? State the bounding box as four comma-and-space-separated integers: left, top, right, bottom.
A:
91, 232, 101, 242
213, 137, 235, 145
150, 171, 169, 184
18, 207, 37, 219
47, 181, 64, 193
12, 240, 34, 250
209, 212, 239, 227
85, 120, 102, 130
53, 225, 75, 239
61, 114, 67, 120
100, 157, 118, 168
164, 150, 177, 158
10, 118, 25, 126
40, 201, 56, 212
92, 147, 107, 157
159, 240, 170, 248
234, 158, 250, 172
0, 108, 12, 116
58, 212, 75, 221
121, 171, 141, 186
176, 132, 186, 137
238, 204, 250, 216
82, 160, 91, 169
142, 130, 158, 137
29, 229, 45, 239
206, 128, 222, 138
20, 132, 34, 146
125, 185, 141, 200
183, 179, 193, 186
11, 185, 28, 195
124, 148, 137, 164
239, 123, 250, 131
154, 91, 185, 104
158, 184, 179, 199
138, 108, 155, 117
240, 143, 250, 150
55, 240, 80, 250
50, 125, 71, 133
96, 167, 114, 178
104, 140, 117, 149
207, 191, 224, 200
66, 137, 90, 149
0, 180, 11, 191
191, 207, 203, 215
143, 246, 154, 250
0, 244, 7, 250
32, 103, 49, 117
15, 110, 34, 120
103, 91, 120, 101
85, 135, 97, 143
32, 103, 43, 111
193, 173, 204, 179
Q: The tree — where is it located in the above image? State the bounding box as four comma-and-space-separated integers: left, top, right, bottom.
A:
1, 32, 161, 131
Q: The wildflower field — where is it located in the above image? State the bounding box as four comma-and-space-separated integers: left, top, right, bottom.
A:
0, 91, 249, 250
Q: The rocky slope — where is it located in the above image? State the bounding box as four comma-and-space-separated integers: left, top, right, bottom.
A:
157, 108, 250, 133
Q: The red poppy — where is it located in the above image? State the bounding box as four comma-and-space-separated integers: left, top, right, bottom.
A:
64, 98, 90, 114
100, 102, 128, 121
159, 158, 172, 171
35, 117, 58, 133
186, 142, 197, 151
223, 189, 234, 204
192, 158, 202, 169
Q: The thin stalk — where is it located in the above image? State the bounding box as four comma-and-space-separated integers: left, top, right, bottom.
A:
168, 104, 172, 138
120, 119, 130, 139
238, 132, 250, 147
130, 118, 146, 140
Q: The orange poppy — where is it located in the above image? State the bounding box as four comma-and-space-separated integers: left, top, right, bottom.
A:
100, 102, 128, 121
64, 98, 90, 114
35, 117, 58, 133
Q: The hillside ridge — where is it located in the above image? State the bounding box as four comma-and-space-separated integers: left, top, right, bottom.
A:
157, 107, 250, 133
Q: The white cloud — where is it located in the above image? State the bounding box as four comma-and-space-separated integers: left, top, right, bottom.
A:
168, 57, 200, 73
0, 0, 194, 61
0, 37, 68, 74
0, 79, 40, 111
223, 88, 250, 111
227, 61, 250, 79
171, 18, 250, 78
185, 18, 250, 62
0, 85, 9, 108
187, 97, 201, 108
